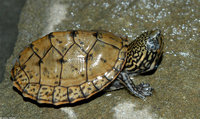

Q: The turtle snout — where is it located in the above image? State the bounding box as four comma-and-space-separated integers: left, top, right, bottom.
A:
146, 29, 162, 51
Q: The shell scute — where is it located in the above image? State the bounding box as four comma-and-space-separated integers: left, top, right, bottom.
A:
11, 61, 21, 79
61, 45, 87, 87
80, 81, 97, 97
92, 76, 110, 90
19, 47, 34, 65
31, 35, 51, 58
23, 84, 40, 100
104, 69, 119, 81
68, 86, 84, 103
37, 85, 54, 104
23, 54, 40, 83
40, 47, 62, 86
74, 30, 97, 53
14, 70, 29, 91
50, 31, 74, 55
53, 86, 69, 105
87, 41, 119, 80
114, 60, 125, 71
97, 31, 123, 49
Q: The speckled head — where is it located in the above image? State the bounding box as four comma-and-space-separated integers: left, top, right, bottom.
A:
124, 29, 164, 74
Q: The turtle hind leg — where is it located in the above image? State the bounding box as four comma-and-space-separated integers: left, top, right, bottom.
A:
119, 72, 153, 99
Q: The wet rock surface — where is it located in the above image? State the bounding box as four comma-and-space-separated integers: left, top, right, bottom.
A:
1, 0, 200, 119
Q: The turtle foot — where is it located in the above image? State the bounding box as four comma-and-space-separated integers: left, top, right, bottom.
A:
134, 83, 153, 99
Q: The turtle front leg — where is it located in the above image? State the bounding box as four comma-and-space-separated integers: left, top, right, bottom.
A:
118, 72, 153, 99
104, 79, 124, 91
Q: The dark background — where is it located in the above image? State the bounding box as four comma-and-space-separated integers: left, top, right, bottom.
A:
0, 0, 26, 82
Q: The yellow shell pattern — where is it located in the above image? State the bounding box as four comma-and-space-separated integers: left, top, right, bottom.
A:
11, 30, 128, 105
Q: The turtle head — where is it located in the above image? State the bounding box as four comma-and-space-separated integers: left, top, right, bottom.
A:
124, 29, 164, 74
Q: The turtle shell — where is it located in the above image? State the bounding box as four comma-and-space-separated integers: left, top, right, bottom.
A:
11, 30, 128, 105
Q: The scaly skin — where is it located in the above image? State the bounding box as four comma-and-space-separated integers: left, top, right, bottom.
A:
117, 29, 164, 99
125, 29, 164, 74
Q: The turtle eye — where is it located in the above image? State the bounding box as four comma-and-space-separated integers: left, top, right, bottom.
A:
146, 29, 161, 51
146, 37, 160, 51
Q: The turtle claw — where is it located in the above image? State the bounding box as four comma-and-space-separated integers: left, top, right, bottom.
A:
119, 73, 154, 99
135, 82, 153, 99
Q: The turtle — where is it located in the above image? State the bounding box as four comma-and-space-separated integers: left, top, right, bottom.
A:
11, 29, 164, 105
